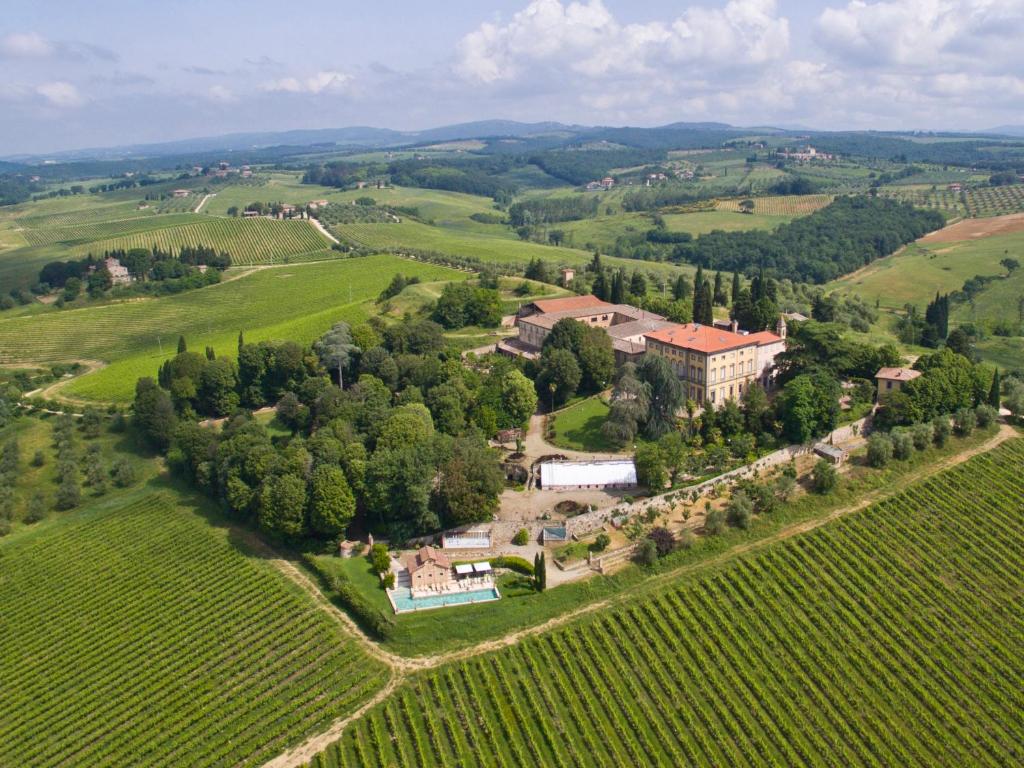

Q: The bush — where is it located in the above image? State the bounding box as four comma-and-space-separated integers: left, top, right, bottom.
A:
111, 458, 137, 488
25, 492, 47, 523
932, 415, 951, 447
330, 575, 394, 639
726, 491, 753, 529
382, 572, 396, 589
704, 507, 726, 535
634, 538, 658, 566
31, 450, 45, 468
811, 459, 838, 494
512, 528, 529, 546
491, 555, 535, 576
953, 407, 976, 436
0, 518, 10, 537
867, 433, 894, 467
369, 542, 391, 574
773, 474, 797, 501
648, 527, 676, 557
891, 430, 914, 460
55, 478, 81, 510
911, 422, 934, 451
975, 404, 997, 428
590, 532, 611, 552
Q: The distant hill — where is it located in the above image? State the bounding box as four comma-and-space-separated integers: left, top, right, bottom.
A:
985, 125, 1024, 138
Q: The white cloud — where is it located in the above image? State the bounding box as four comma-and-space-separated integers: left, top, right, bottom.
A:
36, 81, 84, 107
261, 70, 353, 94
206, 85, 237, 103
455, 0, 789, 83
0, 32, 54, 58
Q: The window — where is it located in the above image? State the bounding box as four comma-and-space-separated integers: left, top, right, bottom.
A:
748, 359, 754, 373
729, 385, 734, 397
729, 364, 735, 377
720, 366, 726, 380
710, 390, 716, 403
710, 368, 717, 384
886, 380, 893, 390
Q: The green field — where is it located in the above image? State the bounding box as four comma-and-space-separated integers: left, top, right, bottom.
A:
67, 216, 331, 264
662, 209, 794, 235
0, 254, 467, 402
308, 437, 1024, 768
549, 396, 618, 452
20, 212, 202, 246
0, 489, 388, 767
829, 230, 1024, 311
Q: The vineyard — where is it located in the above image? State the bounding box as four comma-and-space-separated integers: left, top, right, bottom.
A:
884, 183, 1024, 218
715, 194, 834, 216
307, 438, 1024, 768
67, 216, 331, 264
0, 492, 388, 767
0, 254, 466, 401
12, 201, 155, 230
20, 213, 202, 246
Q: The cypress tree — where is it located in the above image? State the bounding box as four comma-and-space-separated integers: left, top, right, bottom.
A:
713, 271, 724, 305
205, 346, 216, 361
989, 369, 1001, 409
701, 282, 714, 324
237, 330, 245, 352
610, 270, 625, 304
672, 274, 688, 301
731, 271, 741, 303
177, 335, 187, 354
692, 266, 705, 323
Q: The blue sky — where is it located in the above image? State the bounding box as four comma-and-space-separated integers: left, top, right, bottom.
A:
2, 0, 1023, 154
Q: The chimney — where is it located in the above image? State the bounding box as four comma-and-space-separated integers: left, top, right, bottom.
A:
730, 319, 739, 334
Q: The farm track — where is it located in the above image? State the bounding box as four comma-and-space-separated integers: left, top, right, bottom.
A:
258, 424, 1019, 768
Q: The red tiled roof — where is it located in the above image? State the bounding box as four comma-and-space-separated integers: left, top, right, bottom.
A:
875, 367, 921, 381
745, 330, 784, 346
644, 323, 758, 354
530, 295, 611, 314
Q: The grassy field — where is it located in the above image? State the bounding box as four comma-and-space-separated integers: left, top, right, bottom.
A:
549, 396, 618, 452
0, 254, 467, 402
66, 216, 331, 264
0, 489, 388, 767
662, 209, 793, 235
829, 230, 1024, 311
307, 437, 1024, 768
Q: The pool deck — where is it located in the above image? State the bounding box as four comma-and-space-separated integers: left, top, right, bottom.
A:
386, 584, 501, 614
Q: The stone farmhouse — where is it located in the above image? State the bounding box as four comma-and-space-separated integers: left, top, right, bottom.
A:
400, 546, 453, 590
875, 367, 921, 400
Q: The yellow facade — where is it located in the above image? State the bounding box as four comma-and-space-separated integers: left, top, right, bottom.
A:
646, 339, 760, 407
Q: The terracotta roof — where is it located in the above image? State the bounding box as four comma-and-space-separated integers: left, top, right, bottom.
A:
745, 330, 784, 346
644, 323, 758, 354
875, 367, 922, 381
518, 304, 663, 330
401, 545, 451, 574
530, 295, 611, 314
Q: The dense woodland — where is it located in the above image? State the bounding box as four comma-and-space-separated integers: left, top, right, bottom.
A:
673, 196, 945, 282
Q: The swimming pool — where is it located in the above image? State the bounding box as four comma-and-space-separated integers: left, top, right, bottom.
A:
389, 586, 501, 613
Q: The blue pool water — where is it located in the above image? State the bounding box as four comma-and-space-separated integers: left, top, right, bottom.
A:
390, 586, 501, 613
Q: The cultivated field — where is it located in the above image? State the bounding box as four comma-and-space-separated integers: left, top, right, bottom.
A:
884, 183, 1024, 218
0, 255, 466, 401
715, 193, 834, 216
67, 216, 331, 264
20, 212, 202, 246
306, 438, 1024, 767
0, 491, 388, 767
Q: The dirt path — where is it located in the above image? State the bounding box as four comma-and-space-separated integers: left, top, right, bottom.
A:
309, 217, 339, 244
193, 193, 214, 213
256, 424, 1018, 768
22, 359, 108, 407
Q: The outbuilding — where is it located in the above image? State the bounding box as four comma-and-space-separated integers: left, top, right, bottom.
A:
538, 459, 637, 490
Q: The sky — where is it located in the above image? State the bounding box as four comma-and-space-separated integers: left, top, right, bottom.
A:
2, 0, 1023, 155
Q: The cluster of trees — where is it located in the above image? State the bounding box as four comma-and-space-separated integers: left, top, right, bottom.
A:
39, 245, 229, 300
0, 175, 43, 206
874, 347, 995, 430
672, 196, 946, 283
534, 318, 615, 409
731, 269, 780, 331
604, 357, 685, 444
508, 196, 599, 227
530, 148, 664, 186
622, 186, 714, 212
136, 320, 538, 541
431, 283, 502, 329
768, 176, 819, 195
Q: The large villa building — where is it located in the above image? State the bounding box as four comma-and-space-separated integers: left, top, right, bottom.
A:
643, 318, 787, 407
498, 293, 787, 408
499, 294, 676, 364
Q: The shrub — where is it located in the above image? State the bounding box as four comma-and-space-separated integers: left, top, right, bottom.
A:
512, 528, 529, 546
726, 491, 753, 529
31, 450, 45, 468
369, 542, 391, 574
590, 532, 611, 552
0, 518, 10, 537
704, 507, 726, 535
25, 492, 47, 523
329, 574, 394, 639
648, 527, 676, 557
773, 474, 797, 501
975, 404, 997, 428
891, 430, 914, 460
811, 459, 838, 494
911, 422, 934, 451
491, 555, 535, 576
678, 530, 695, 550
867, 433, 894, 467
953, 407, 976, 436
932, 415, 951, 446
55, 478, 81, 510
634, 538, 658, 566
111, 458, 137, 488
382, 572, 396, 589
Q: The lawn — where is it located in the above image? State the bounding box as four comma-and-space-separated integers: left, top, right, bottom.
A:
549, 396, 620, 452
0, 486, 388, 767
0, 254, 467, 402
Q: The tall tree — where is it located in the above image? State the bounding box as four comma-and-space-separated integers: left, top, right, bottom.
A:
700, 282, 714, 324
177, 335, 187, 353
731, 271, 741, 304
988, 368, 1001, 409
637, 355, 684, 438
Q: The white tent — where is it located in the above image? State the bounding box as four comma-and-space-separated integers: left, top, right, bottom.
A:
539, 459, 637, 490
